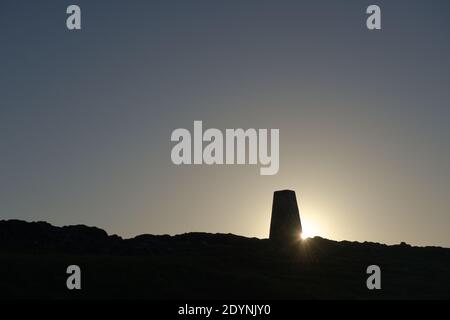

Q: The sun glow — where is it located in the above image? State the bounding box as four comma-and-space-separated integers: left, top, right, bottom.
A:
300, 232, 310, 240
300, 220, 320, 240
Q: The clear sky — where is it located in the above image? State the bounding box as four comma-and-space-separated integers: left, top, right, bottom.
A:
1, 0, 450, 246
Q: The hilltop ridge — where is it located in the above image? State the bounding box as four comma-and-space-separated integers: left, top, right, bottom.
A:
1, 219, 449, 299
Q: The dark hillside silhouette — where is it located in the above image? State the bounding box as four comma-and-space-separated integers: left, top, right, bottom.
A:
1, 218, 450, 299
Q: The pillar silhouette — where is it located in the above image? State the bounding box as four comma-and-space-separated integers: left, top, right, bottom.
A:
269, 190, 302, 243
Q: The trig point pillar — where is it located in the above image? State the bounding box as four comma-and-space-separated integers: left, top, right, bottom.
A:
269, 190, 302, 243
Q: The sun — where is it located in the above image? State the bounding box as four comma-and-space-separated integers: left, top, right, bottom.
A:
300, 221, 320, 240
300, 232, 310, 240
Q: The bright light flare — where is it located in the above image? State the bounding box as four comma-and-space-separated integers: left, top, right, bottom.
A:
300, 221, 320, 240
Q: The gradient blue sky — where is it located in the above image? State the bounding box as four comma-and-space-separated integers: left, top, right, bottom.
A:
1, 0, 450, 246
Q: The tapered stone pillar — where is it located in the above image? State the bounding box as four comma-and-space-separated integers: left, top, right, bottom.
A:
269, 190, 302, 243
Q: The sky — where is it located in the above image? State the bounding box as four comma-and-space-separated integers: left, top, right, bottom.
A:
1, 0, 450, 247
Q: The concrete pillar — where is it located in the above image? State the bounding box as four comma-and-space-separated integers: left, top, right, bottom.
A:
269, 190, 302, 243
